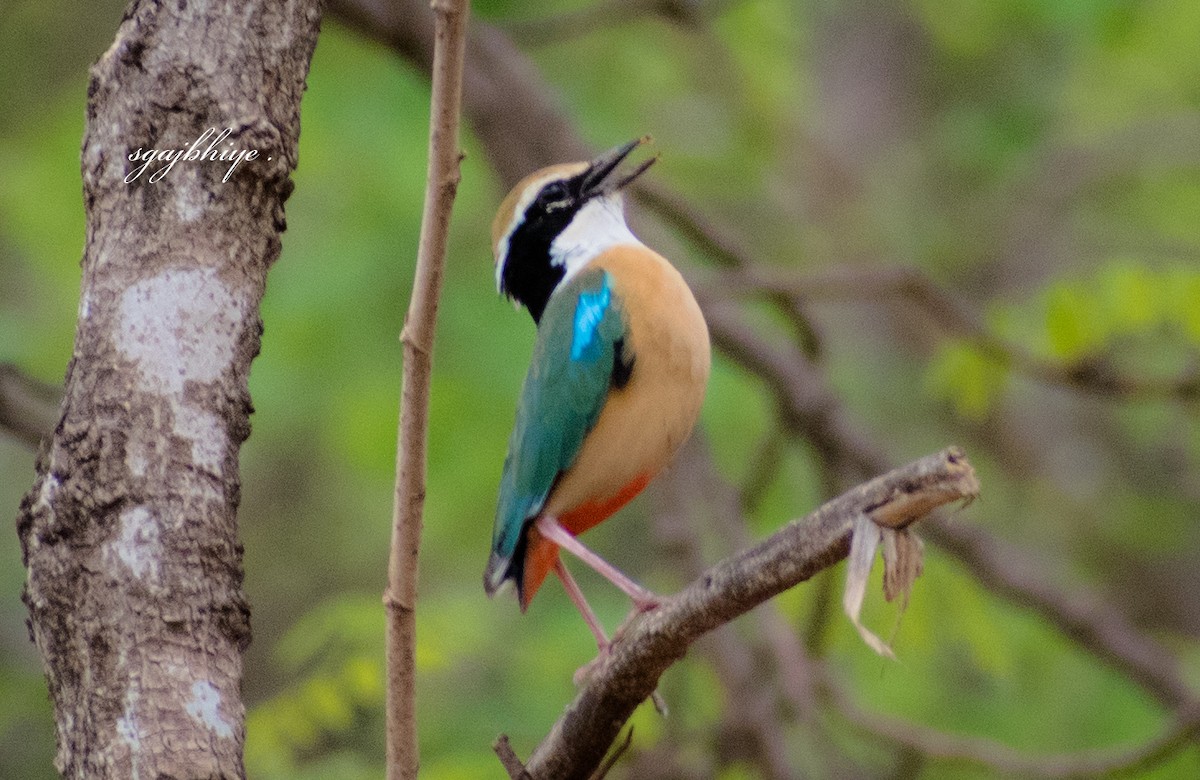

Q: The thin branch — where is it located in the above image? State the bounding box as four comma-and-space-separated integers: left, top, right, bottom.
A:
635, 180, 823, 357
494, 735, 532, 779
590, 727, 636, 779
327, 0, 590, 188
922, 520, 1196, 710
737, 428, 786, 515
823, 673, 1200, 779
522, 448, 980, 779
0, 363, 61, 450
712, 265, 1200, 401
384, 2, 468, 779
499, 0, 720, 46
698, 298, 885, 478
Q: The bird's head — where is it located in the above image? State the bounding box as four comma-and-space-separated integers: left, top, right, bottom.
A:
491, 137, 657, 323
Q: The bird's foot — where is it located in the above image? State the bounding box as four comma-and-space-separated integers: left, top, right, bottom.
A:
608, 596, 669, 654
630, 589, 661, 612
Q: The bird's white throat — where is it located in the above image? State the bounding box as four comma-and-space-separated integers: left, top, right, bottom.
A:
550, 195, 642, 285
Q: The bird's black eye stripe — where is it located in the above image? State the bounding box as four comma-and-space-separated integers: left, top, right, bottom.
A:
537, 181, 570, 211
500, 176, 587, 323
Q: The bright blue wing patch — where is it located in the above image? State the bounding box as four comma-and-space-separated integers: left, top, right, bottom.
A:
570, 279, 612, 361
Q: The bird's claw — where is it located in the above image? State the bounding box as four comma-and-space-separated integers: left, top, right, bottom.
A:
631, 591, 660, 612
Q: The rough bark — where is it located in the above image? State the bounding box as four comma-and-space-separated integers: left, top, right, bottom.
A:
16, 1, 322, 777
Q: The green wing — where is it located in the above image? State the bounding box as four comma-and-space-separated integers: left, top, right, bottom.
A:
484, 266, 630, 593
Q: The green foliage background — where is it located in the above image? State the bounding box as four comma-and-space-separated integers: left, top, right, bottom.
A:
2, 1, 1198, 777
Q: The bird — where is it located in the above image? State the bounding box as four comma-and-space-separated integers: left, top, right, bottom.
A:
483, 138, 711, 656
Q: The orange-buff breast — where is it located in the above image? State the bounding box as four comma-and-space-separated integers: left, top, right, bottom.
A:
519, 472, 651, 610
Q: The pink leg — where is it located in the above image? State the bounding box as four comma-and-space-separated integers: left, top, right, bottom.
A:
555, 559, 613, 686
554, 558, 609, 652
537, 515, 660, 611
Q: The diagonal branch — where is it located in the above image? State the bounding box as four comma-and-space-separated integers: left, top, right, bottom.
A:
700, 298, 1199, 713
711, 265, 1200, 401
921, 520, 1196, 709
507, 448, 979, 779
824, 673, 1200, 779
654, 437, 1200, 778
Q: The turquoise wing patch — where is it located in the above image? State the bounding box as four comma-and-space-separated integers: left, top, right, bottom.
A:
490, 268, 628, 567
571, 283, 611, 362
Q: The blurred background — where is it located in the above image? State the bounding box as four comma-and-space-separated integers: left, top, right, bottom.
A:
2, 0, 1199, 777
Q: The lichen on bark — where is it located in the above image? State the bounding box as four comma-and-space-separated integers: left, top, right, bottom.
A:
17, 1, 323, 777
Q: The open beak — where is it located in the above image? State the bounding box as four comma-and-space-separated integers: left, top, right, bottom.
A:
580, 136, 657, 198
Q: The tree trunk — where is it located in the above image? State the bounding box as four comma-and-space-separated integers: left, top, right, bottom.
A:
16, 1, 322, 777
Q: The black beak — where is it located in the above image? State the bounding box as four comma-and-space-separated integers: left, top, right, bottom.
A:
579, 137, 657, 198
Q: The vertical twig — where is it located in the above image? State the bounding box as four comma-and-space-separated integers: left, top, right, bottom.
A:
384, 1, 469, 779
